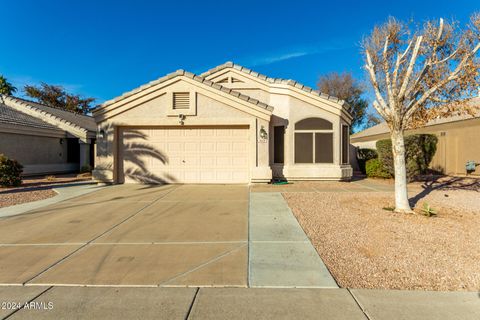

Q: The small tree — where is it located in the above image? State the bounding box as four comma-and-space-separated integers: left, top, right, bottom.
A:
317, 72, 369, 132
24, 83, 95, 115
0, 75, 17, 95
363, 14, 480, 213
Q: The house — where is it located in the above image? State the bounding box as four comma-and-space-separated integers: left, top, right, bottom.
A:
0, 95, 96, 175
351, 98, 480, 176
92, 62, 353, 184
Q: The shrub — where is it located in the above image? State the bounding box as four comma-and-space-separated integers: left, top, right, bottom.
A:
365, 158, 392, 178
356, 148, 378, 174
0, 154, 23, 187
376, 134, 438, 181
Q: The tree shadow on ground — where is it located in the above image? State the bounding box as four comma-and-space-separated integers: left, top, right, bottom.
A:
409, 175, 480, 207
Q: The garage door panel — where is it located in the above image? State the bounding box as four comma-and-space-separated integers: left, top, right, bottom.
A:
121, 127, 249, 184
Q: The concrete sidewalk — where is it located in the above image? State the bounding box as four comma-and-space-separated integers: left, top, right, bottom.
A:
249, 192, 337, 288
1, 286, 479, 320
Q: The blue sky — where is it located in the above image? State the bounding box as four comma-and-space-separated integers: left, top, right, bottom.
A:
0, 0, 478, 104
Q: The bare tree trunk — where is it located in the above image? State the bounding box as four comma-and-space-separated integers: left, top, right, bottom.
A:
391, 129, 413, 213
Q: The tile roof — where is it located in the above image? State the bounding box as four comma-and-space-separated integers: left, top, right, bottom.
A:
200, 61, 347, 107
1, 95, 96, 133
99, 70, 274, 112
0, 102, 60, 131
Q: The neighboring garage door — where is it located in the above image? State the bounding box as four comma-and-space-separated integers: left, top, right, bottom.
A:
119, 126, 250, 184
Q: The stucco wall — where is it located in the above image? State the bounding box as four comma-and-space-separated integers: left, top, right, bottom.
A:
0, 132, 78, 175
206, 70, 352, 180
269, 94, 352, 180
94, 82, 272, 183
0, 132, 67, 164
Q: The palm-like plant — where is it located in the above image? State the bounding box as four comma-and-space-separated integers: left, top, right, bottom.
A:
0, 75, 17, 96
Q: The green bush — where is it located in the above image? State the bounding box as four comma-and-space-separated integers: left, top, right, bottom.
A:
376, 134, 438, 181
356, 148, 378, 174
365, 158, 392, 178
0, 154, 23, 187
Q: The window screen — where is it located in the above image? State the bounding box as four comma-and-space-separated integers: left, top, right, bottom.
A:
342, 125, 349, 164
274, 126, 285, 164
295, 133, 313, 163
315, 133, 333, 163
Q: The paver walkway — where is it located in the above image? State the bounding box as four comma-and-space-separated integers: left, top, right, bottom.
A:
249, 192, 337, 288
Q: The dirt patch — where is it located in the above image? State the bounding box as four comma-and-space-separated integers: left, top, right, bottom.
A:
0, 174, 92, 208
284, 183, 480, 291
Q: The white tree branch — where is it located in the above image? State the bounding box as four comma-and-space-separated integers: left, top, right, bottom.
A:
398, 36, 424, 100
392, 40, 413, 93
366, 51, 390, 115
382, 36, 395, 107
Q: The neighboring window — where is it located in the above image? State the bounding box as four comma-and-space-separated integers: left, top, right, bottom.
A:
173, 92, 190, 109
274, 126, 285, 164
341, 125, 349, 164
294, 117, 334, 164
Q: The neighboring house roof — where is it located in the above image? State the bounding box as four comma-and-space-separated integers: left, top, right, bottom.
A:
200, 61, 347, 107
0, 102, 60, 131
99, 69, 274, 112
351, 98, 480, 140
0, 95, 96, 139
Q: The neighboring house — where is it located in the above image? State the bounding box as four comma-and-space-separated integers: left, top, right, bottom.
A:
92, 62, 353, 184
351, 98, 480, 176
0, 95, 96, 176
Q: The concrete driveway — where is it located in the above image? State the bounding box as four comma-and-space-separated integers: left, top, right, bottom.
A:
0, 185, 248, 287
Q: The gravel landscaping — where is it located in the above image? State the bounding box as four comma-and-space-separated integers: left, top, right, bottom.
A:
283, 177, 480, 291
0, 174, 92, 208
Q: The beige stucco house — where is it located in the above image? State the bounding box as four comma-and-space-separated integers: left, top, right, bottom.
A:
351, 98, 480, 176
0, 95, 96, 175
92, 62, 353, 184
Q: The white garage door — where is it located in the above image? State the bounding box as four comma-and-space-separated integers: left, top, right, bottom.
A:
120, 126, 250, 184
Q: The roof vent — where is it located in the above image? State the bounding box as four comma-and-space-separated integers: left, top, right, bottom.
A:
173, 92, 190, 109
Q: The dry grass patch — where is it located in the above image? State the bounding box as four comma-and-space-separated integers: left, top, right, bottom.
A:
284, 187, 480, 291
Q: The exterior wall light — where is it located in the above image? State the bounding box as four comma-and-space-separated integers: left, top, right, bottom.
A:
259, 126, 268, 140
100, 129, 106, 139
59, 138, 64, 144
179, 114, 186, 125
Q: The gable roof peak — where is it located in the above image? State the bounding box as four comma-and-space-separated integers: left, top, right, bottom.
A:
97, 68, 275, 113
200, 62, 347, 109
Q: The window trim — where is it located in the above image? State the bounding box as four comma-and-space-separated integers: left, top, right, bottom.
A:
293, 117, 335, 164
341, 124, 349, 165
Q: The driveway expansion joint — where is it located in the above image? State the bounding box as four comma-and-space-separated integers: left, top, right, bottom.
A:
347, 288, 372, 320
21, 185, 181, 286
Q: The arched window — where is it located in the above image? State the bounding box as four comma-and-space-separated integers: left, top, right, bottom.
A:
294, 117, 334, 164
